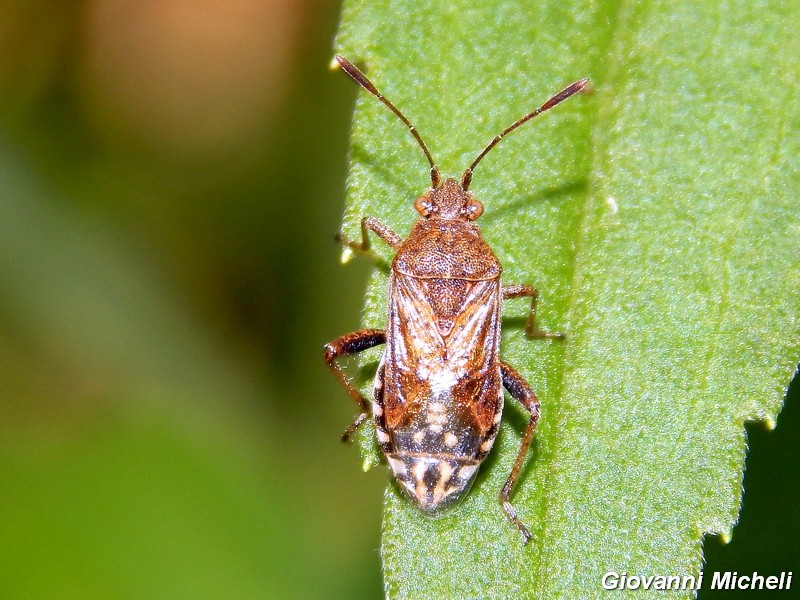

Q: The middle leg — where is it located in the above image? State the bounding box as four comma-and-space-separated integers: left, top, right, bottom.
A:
502, 283, 565, 340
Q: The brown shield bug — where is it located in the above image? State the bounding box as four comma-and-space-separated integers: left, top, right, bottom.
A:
324, 55, 587, 543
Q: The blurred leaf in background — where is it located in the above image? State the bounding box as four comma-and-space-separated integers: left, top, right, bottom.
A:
0, 1, 384, 598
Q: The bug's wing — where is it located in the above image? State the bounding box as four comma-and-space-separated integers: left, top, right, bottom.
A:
445, 279, 500, 371
445, 279, 503, 433
383, 274, 503, 432
383, 273, 444, 429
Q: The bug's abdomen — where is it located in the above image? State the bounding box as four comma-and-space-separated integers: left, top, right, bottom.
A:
383, 373, 503, 512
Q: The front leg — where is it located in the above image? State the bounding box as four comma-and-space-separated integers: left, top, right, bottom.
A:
324, 329, 386, 440
336, 216, 404, 261
498, 360, 541, 545
502, 284, 565, 339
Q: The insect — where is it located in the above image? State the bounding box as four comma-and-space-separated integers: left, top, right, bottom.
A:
325, 55, 587, 543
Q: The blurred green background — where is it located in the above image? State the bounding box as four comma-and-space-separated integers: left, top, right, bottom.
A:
0, 1, 385, 598
0, 2, 795, 599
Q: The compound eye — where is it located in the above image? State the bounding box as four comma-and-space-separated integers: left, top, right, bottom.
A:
463, 199, 484, 220
415, 195, 435, 217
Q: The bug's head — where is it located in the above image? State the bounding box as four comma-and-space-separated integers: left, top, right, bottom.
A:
414, 178, 484, 221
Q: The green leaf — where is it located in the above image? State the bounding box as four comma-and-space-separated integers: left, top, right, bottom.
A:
334, 1, 800, 598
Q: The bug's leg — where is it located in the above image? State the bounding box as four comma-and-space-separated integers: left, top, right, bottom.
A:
336, 217, 404, 258
502, 284, 565, 340
324, 329, 386, 441
499, 360, 540, 545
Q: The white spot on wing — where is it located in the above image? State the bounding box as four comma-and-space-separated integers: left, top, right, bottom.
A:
412, 461, 426, 482
429, 369, 459, 395
425, 400, 448, 431
459, 464, 479, 481
413, 461, 428, 498
388, 457, 407, 476
432, 461, 454, 504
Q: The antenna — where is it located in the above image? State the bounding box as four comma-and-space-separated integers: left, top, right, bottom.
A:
335, 55, 441, 188
461, 78, 589, 190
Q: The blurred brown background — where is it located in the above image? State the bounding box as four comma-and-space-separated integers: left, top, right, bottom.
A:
0, 2, 796, 599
